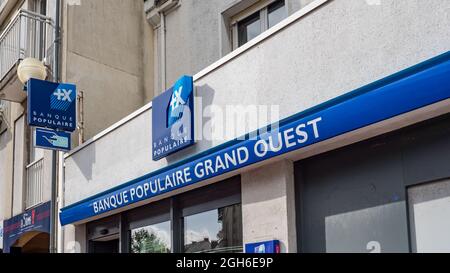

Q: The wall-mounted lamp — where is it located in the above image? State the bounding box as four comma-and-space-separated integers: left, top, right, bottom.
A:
17, 57, 47, 86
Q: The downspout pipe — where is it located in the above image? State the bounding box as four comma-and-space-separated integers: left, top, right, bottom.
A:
160, 11, 166, 91
50, 0, 61, 254
54, 0, 61, 82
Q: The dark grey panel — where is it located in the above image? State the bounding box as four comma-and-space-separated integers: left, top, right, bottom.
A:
179, 176, 241, 217
296, 133, 409, 253
295, 114, 450, 253
401, 116, 450, 186
86, 214, 120, 241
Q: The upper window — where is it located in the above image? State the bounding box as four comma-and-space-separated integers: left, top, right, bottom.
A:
268, 0, 287, 28
238, 11, 261, 47
233, 0, 287, 49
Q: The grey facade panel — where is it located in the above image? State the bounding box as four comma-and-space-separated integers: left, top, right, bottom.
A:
295, 114, 450, 253
401, 116, 450, 186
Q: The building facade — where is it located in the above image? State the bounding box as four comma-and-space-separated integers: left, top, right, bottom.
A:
0, 0, 153, 253
58, 0, 450, 253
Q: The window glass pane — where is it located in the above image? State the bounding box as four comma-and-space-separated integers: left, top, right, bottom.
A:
184, 204, 242, 253
130, 221, 171, 253
268, 0, 287, 28
238, 12, 261, 47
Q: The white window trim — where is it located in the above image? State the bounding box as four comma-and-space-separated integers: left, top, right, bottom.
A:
229, 0, 278, 26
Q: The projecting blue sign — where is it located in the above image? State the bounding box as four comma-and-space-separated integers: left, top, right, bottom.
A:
27, 78, 77, 132
245, 240, 281, 253
34, 128, 71, 152
59, 52, 450, 226
152, 75, 195, 161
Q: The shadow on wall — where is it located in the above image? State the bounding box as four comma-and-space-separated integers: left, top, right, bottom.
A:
165, 83, 216, 165
69, 83, 216, 183
0, 130, 12, 151
71, 142, 96, 182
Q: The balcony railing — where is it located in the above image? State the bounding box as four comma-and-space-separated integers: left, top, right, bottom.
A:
0, 9, 53, 82
25, 158, 44, 209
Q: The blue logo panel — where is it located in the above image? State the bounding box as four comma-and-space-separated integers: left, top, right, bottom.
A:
27, 78, 77, 132
152, 75, 195, 161
34, 128, 71, 152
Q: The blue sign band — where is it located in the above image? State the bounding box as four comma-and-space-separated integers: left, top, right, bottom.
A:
59, 51, 450, 226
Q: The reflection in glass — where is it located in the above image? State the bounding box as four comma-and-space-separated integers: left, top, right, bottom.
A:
238, 12, 261, 47
184, 204, 242, 253
130, 221, 171, 253
268, 0, 287, 28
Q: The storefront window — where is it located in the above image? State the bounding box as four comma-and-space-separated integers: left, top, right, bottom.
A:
130, 221, 171, 253
184, 204, 242, 253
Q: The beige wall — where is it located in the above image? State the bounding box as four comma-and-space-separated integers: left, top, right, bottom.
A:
241, 160, 297, 253
62, 0, 154, 143
0, 101, 27, 220
0, 0, 52, 221
0, 122, 14, 221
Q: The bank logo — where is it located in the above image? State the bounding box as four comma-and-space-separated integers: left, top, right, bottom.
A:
50, 88, 75, 111
152, 75, 195, 161
255, 244, 266, 253
168, 84, 188, 127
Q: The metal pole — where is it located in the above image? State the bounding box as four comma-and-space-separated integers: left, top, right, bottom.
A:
50, 150, 57, 253
50, 0, 61, 254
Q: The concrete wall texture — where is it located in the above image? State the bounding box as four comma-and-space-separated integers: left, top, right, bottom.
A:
241, 160, 297, 252
62, 0, 450, 252
62, 0, 154, 141
0, 0, 38, 221
0, 121, 13, 221
164, 0, 236, 87
163, 0, 306, 88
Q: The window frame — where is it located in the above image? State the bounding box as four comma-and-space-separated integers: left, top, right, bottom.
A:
182, 203, 243, 253
230, 0, 287, 50
87, 176, 243, 253
178, 176, 242, 253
